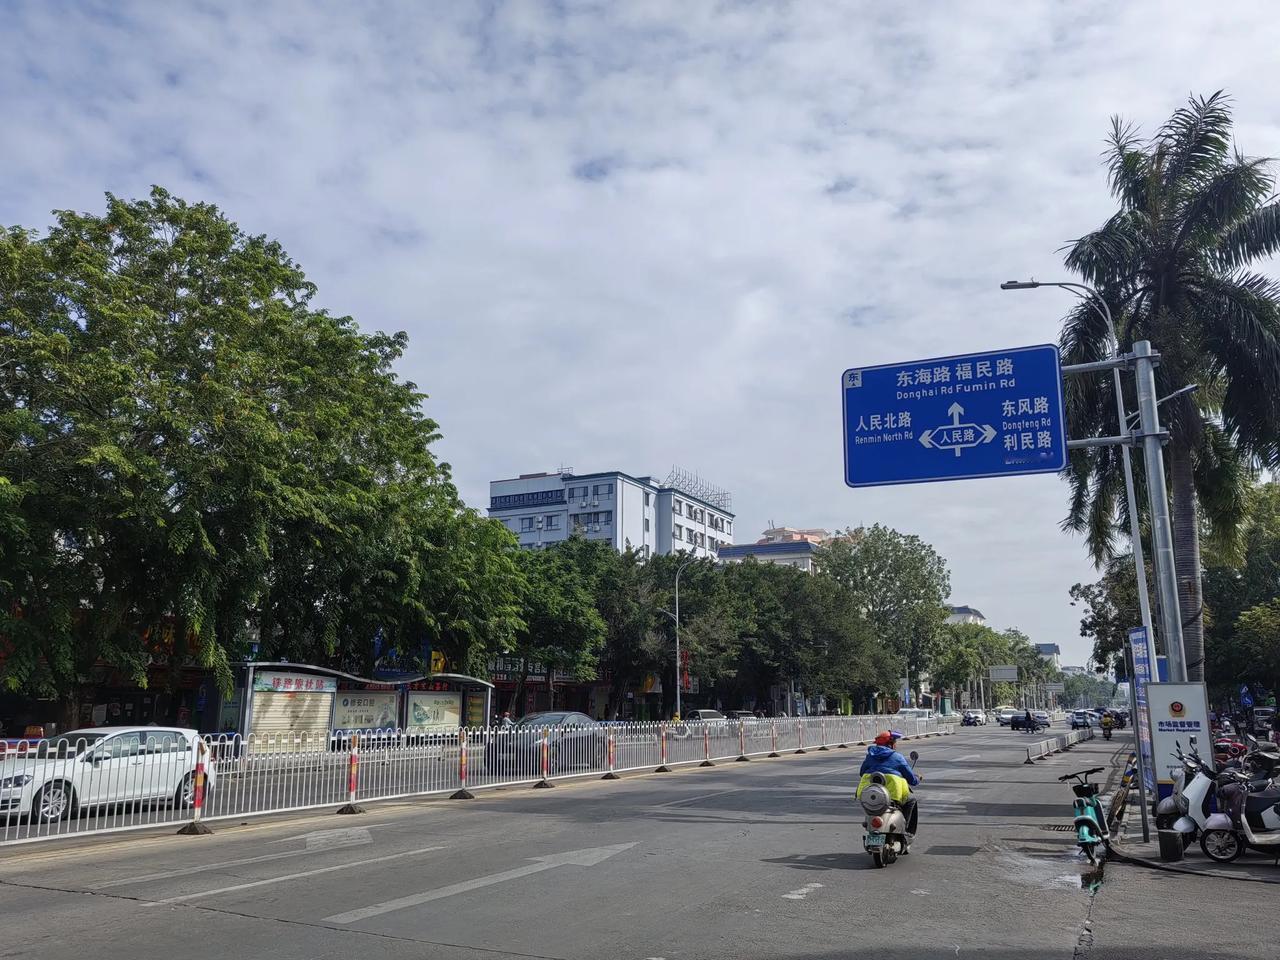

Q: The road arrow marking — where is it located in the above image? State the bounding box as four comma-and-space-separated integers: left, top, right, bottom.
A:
148, 846, 446, 906
322, 843, 638, 924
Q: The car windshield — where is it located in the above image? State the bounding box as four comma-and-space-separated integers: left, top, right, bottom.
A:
31, 732, 107, 758
514, 713, 570, 728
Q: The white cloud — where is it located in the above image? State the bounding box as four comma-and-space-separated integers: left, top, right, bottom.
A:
5, 0, 1280, 663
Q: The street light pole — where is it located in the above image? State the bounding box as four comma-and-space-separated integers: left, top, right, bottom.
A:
999, 281, 1159, 673
674, 557, 695, 719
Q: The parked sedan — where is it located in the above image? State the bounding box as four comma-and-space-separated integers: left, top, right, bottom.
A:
483, 712, 606, 776
0, 727, 211, 823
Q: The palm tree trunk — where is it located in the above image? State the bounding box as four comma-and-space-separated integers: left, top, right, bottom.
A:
1169, 441, 1205, 680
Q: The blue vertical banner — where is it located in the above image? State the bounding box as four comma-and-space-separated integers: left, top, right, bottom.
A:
1129, 627, 1156, 794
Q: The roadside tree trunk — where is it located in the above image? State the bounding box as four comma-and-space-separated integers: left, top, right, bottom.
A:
1169, 442, 1205, 681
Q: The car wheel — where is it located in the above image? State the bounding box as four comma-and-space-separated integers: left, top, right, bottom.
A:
34, 782, 74, 823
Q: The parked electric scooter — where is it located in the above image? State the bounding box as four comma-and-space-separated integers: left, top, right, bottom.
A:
858, 749, 920, 868
1200, 765, 1280, 863
1058, 766, 1110, 864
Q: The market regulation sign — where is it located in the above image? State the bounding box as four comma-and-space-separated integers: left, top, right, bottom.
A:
1145, 681, 1212, 800
842, 344, 1066, 487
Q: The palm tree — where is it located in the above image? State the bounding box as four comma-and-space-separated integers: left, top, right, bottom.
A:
1061, 92, 1280, 681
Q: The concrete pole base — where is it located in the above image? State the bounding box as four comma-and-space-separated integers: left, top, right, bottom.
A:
818, 745, 830, 752
699, 760, 715, 767
655, 765, 672, 773
795, 749, 807, 755
176, 820, 213, 836
767, 752, 781, 758
735, 755, 751, 762
837, 743, 848, 749
336, 802, 367, 814
533, 779, 555, 789
601, 771, 620, 780
448, 789, 474, 801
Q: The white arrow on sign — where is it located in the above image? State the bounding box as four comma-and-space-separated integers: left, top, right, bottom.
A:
919, 403, 998, 457
322, 843, 638, 924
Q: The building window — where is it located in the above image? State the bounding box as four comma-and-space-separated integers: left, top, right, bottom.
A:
568, 485, 589, 500
697, 508, 705, 523
644, 492, 651, 507
644, 517, 651, 532
726, 520, 732, 534
672, 498, 682, 515
520, 517, 535, 532
686, 503, 695, 519
674, 524, 683, 539
545, 515, 560, 530
697, 532, 705, 547
687, 529, 697, 544
593, 483, 614, 496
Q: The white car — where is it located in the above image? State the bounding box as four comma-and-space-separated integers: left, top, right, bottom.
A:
962, 710, 987, 725
0, 726, 211, 823
995, 708, 1018, 726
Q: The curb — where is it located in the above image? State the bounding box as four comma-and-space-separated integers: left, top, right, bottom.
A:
1107, 843, 1280, 885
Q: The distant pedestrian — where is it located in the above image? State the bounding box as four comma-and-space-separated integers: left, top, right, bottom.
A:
500, 711, 514, 729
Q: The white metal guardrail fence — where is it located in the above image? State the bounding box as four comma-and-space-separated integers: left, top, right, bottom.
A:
1022, 726, 1095, 764
0, 715, 948, 845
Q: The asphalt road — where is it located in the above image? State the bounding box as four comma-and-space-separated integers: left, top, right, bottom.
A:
3, 727, 1266, 960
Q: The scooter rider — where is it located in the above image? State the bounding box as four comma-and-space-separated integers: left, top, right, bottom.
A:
1102, 712, 1115, 740
859, 730, 922, 834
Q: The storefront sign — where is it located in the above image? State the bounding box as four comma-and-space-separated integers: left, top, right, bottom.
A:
332, 692, 399, 730
487, 657, 577, 684
254, 671, 337, 693
407, 692, 461, 733
1146, 681, 1212, 800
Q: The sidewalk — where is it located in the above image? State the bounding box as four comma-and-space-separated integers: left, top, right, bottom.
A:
1110, 806, 1280, 884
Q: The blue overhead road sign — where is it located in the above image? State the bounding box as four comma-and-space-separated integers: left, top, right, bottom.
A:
842, 344, 1067, 487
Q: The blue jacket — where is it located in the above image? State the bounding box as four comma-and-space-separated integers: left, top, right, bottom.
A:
859, 745, 919, 786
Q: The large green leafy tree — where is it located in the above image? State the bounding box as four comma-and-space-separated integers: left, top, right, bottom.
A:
1, 188, 517, 723
1060, 93, 1280, 681
817, 525, 950, 702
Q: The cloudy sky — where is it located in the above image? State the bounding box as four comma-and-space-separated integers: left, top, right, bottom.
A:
5, 1, 1280, 664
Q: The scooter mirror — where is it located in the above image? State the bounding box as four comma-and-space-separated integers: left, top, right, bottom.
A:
909, 750, 919, 762
1189, 735, 1198, 748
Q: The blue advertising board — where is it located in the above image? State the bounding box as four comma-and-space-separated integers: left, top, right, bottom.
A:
1130, 627, 1156, 795
842, 344, 1067, 487
1240, 685, 1254, 709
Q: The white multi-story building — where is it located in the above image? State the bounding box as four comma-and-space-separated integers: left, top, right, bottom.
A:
488, 468, 734, 559
945, 605, 987, 625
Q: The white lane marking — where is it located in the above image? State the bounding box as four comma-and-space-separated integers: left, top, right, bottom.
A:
102, 847, 316, 888
782, 882, 824, 900
324, 843, 637, 924
105, 826, 377, 887
911, 889, 930, 896
950, 754, 982, 762
657, 788, 742, 807
270, 826, 375, 850
145, 845, 446, 905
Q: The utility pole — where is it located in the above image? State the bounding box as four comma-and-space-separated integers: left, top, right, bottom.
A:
1133, 341, 1188, 683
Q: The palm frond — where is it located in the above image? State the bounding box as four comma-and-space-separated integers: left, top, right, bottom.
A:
1192, 270, 1280, 464
1158, 91, 1234, 192
1216, 198, 1280, 270
1105, 116, 1151, 210
1062, 211, 1147, 289
1193, 420, 1254, 560
1174, 156, 1275, 255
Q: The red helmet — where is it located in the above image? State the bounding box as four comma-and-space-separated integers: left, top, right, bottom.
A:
874, 730, 902, 746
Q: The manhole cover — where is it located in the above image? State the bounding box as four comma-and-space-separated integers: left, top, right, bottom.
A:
1041, 824, 1075, 832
